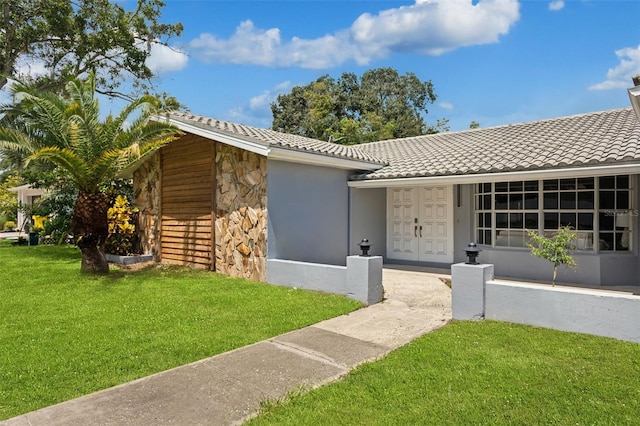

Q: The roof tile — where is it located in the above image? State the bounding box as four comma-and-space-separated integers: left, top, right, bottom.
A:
353, 108, 640, 180
167, 112, 385, 165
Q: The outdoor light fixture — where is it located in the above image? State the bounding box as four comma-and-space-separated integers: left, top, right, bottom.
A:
464, 242, 482, 265
358, 238, 371, 256
628, 74, 640, 123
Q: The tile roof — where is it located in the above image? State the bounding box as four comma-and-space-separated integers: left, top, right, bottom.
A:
167, 112, 385, 165
352, 108, 640, 180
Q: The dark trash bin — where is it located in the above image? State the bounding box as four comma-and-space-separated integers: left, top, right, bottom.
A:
28, 232, 39, 246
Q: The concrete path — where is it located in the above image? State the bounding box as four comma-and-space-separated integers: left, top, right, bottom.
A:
2, 267, 451, 426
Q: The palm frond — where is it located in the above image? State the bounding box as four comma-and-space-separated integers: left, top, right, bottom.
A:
0, 73, 182, 193
29, 147, 92, 190
0, 127, 38, 155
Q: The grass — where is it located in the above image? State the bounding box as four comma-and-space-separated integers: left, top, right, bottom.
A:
250, 321, 640, 425
0, 242, 362, 420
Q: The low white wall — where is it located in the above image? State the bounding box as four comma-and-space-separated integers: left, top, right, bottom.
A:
266, 257, 383, 305
451, 263, 640, 344
267, 259, 348, 294
485, 280, 640, 343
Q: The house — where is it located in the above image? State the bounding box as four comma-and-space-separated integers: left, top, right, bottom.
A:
124, 107, 640, 289
8, 184, 46, 232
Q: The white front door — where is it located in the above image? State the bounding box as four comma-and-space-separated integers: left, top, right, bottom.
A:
387, 186, 454, 263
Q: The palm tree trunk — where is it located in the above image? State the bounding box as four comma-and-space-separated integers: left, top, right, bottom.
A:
72, 190, 110, 274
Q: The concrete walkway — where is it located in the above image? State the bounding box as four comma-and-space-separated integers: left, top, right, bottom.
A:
2, 267, 452, 426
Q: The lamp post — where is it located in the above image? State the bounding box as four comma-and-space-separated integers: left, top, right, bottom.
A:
464, 242, 482, 265
628, 74, 640, 123
358, 238, 371, 256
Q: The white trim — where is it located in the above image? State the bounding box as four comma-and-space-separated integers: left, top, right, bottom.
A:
628, 85, 640, 123
165, 118, 270, 157
269, 147, 383, 171
348, 163, 640, 188
156, 115, 383, 171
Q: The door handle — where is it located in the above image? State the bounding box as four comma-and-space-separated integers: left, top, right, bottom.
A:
414, 226, 417, 237
419, 226, 423, 238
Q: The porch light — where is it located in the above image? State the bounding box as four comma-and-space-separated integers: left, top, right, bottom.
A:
464, 242, 482, 265
358, 238, 371, 256
628, 74, 640, 123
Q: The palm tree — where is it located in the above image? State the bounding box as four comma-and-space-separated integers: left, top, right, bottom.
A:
0, 74, 181, 273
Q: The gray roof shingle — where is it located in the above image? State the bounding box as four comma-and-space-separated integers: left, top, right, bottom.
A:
352, 108, 640, 180
167, 112, 385, 165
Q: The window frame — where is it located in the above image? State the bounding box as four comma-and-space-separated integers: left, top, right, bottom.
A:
473, 175, 634, 253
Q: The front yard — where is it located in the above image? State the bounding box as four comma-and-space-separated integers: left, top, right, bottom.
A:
0, 243, 362, 420
250, 321, 640, 425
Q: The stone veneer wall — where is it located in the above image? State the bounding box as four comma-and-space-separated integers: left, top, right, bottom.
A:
133, 151, 161, 258
215, 143, 268, 282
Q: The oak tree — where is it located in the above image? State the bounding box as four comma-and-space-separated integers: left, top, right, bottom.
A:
271, 67, 443, 144
0, 0, 183, 98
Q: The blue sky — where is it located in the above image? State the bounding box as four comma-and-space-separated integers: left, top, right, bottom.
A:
133, 0, 639, 132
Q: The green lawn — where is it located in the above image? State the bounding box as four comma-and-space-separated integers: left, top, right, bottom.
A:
250, 321, 640, 425
0, 243, 362, 420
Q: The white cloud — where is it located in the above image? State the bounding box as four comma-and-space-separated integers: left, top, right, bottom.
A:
439, 101, 454, 110
248, 81, 292, 110
228, 81, 294, 126
589, 45, 640, 91
14, 56, 48, 80
548, 1, 564, 11
189, 0, 520, 69
145, 42, 189, 74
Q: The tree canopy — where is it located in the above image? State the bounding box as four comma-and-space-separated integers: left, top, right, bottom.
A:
0, 0, 183, 98
271, 67, 445, 145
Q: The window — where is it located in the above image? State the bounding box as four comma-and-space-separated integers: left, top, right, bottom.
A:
474, 175, 633, 252
542, 178, 594, 250
494, 180, 538, 247
598, 175, 632, 251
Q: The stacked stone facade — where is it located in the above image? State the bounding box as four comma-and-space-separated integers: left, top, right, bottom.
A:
133, 152, 161, 259
215, 143, 267, 281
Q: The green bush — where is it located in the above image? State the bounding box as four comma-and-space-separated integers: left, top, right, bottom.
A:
3, 220, 16, 231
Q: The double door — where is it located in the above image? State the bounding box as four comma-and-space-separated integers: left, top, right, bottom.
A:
387, 186, 453, 263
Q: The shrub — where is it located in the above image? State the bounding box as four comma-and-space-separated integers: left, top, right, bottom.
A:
105, 195, 139, 255
3, 221, 16, 231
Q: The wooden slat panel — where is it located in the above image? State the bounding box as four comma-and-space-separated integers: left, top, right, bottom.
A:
161, 241, 212, 251
160, 188, 213, 198
162, 164, 212, 179
163, 152, 212, 163
160, 194, 213, 205
163, 140, 212, 156
161, 249, 211, 261
162, 199, 213, 214
164, 158, 212, 174
160, 135, 214, 269
162, 186, 213, 197
162, 234, 212, 242
161, 257, 209, 269
161, 222, 211, 229
162, 175, 214, 187
161, 213, 212, 221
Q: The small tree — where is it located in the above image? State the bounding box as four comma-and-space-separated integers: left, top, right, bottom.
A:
526, 226, 577, 286
0, 74, 180, 273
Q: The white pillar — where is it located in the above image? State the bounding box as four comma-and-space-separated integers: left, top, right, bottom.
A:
346, 255, 383, 305
451, 263, 494, 320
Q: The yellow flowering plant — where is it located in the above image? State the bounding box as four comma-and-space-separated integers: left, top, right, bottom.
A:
105, 195, 139, 255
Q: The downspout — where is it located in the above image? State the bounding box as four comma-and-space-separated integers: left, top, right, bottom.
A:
211, 141, 217, 271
